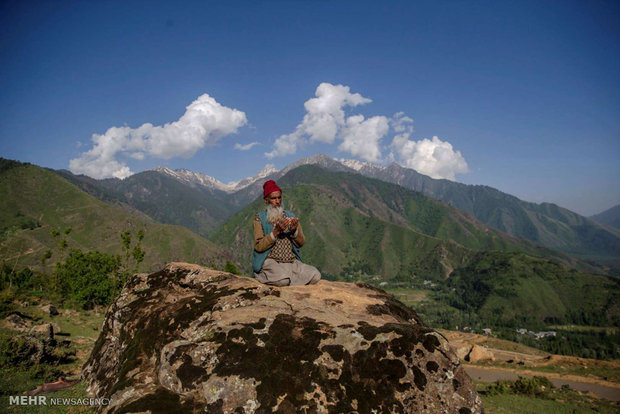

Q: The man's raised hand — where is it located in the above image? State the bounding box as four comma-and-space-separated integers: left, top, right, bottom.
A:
289, 218, 299, 232
274, 218, 287, 235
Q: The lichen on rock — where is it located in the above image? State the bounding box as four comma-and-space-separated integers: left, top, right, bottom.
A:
83, 262, 483, 413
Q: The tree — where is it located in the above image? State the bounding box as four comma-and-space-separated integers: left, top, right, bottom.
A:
120, 229, 146, 274
54, 249, 121, 309
0, 264, 33, 290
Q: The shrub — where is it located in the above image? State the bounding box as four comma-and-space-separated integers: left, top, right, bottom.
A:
0, 264, 34, 290
224, 261, 241, 275
55, 249, 123, 309
512, 376, 554, 397
481, 376, 554, 398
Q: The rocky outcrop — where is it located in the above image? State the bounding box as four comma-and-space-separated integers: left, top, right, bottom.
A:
29, 323, 55, 340
40, 304, 60, 316
466, 345, 495, 363
449, 343, 495, 364
83, 263, 482, 413
2, 313, 32, 332
453, 345, 472, 361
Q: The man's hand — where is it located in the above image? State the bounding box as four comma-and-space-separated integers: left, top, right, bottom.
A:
274, 218, 298, 235
273, 218, 287, 236
288, 218, 299, 232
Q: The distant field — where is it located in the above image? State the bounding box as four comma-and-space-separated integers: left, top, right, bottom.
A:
478, 388, 620, 414
548, 325, 618, 334
385, 288, 428, 306
474, 359, 620, 384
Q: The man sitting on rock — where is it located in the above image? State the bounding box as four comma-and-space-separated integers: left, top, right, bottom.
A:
253, 180, 321, 286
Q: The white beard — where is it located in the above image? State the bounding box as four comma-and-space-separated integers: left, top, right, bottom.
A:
266, 205, 284, 225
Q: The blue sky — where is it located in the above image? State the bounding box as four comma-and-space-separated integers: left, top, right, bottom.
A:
1, 0, 618, 216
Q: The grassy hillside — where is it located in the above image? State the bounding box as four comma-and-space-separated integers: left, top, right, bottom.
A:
211, 165, 595, 279
279, 166, 602, 266
442, 251, 620, 329
56, 169, 235, 238
212, 183, 479, 279
213, 165, 596, 275
0, 160, 227, 272
365, 162, 620, 269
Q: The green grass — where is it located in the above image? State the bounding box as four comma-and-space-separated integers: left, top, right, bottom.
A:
476, 380, 620, 414
0, 163, 227, 273
385, 288, 429, 306
480, 392, 619, 414
0, 301, 105, 413
0, 378, 96, 413
26, 306, 104, 368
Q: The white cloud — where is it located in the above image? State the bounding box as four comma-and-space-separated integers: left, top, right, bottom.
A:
266, 82, 373, 158
234, 142, 259, 151
392, 134, 469, 181
265, 84, 467, 173
339, 115, 389, 162
265, 132, 304, 158
69, 94, 247, 179
391, 111, 414, 133
302, 82, 371, 143
388, 112, 468, 180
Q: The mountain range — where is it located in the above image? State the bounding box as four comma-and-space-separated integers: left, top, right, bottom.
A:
211, 164, 595, 278
591, 204, 620, 231
2, 156, 618, 331
0, 159, 227, 272
56, 154, 620, 272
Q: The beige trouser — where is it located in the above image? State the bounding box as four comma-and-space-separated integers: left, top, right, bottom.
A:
254, 258, 321, 286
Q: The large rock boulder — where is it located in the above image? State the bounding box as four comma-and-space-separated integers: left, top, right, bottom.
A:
40, 304, 60, 316
83, 263, 482, 413
466, 345, 495, 363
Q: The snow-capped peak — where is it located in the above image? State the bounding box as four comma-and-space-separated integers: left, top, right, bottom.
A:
228, 164, 280, 190
152, 164, 280, 193
338, 158, 385, 172
256, 164, 279, 178
151, 155, 391, 194
153, 167, 232, 191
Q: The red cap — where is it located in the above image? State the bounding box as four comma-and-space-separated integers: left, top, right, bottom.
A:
263, 180, 282, 198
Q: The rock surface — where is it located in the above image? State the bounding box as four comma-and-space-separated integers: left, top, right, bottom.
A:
83, 262, 482, 413
40, 304, 60, 316
466, 345, 495, 363
453, 345, 472, 361
29, 323, 54, 340
2, 313, 32, 332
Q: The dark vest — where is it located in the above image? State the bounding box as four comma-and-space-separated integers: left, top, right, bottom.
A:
252, 210, 302, 273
